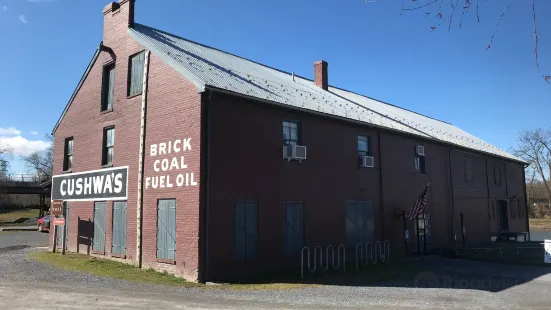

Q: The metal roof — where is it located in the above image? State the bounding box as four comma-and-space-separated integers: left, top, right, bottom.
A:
125, 23, 522, 163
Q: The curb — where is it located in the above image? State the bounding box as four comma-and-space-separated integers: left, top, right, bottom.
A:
0, 227, 38, 232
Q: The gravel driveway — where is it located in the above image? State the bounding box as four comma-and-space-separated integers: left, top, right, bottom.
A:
1, 231, 551, 309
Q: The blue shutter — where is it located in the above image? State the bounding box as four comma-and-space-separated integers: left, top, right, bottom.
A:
157, 199, 176, 260
130, 52, 145, 96
285, 202, 303, 255
346, 201, 374, 248
112, 201, 127, 255
93, 202, 106, 253
233, 203, 246, 261
245, 202, 257, 260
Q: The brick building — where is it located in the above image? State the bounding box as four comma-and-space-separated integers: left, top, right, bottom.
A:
50, 0, 529, 282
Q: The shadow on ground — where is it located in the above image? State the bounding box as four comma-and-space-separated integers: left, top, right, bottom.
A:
222, 257, 551, 293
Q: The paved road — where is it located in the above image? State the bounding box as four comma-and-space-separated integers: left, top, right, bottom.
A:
1, 231, 551, 309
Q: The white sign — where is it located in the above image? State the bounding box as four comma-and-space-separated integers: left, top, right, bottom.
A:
145, 139, 198, 189
545, 240, 551, 264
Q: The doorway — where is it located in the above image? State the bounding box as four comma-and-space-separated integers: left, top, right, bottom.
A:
497, 200, 509, 232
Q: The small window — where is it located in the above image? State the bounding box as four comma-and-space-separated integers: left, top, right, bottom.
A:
414, 145, 426, 174
465, 158, 473, 182
494, 165, 502, 185
285, 202, 304, 256
63, 137, 73, 172
357, 135, 371, 157
234, 202, 257, 261
282, 120, 300, 145
101, 63, 115, 111
102, 127, 115, 167
128, 51, 145, 97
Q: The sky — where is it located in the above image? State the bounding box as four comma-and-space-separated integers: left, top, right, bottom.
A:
0, 0, 550, 175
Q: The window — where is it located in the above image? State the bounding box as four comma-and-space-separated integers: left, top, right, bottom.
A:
282, 120, 300, 145
112, 201, 127, 256
63, 137, 73, 172
101, 63, 115, 111
357, 135, 371, 157
102, 127, 115, 167
234, 202, 257, 261
157, 199, 176, 261
494, 165, 502, 185
128, 51, 145, 97
414, 145, 426, 174
284, 202, 304, 256
465, 158, 473, 182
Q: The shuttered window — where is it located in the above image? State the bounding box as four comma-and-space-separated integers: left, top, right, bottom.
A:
101, 63, 115, 111
157, 199, 176, 261
128, 51, 145, 97
345, 201, 374, 248
284, 202, 304, 256
93, 202, 107, 254
112, 201, 127, 256
234, 202, 257, 261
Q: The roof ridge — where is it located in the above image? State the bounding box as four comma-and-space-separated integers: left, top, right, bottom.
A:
134, 23, 310, 80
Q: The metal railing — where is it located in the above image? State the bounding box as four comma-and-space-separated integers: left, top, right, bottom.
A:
300, 240, 391, 278
0, 174, 44, 186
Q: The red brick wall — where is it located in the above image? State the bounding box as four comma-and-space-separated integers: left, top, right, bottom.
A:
206, 91, 528, 280
51, 0, 203, 281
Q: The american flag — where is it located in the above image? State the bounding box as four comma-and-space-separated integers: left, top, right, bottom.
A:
406, 183, 430, 220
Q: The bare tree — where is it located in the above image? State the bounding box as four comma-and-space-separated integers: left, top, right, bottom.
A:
21, 134, 53, 181
392, 0, 549, 84
513, 128, 551, 204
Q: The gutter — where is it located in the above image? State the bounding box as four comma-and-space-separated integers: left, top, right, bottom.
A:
136, 50, 151, 268
448, 147, 456, 248
203, 90, 212, 282
522, 163, 530, 241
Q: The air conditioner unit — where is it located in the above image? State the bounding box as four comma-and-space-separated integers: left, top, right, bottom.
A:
283, 145, 307, 162
416, 145, 425, 156
360, 156, 374, 168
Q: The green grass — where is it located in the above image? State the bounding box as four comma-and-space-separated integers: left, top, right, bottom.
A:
529, 218, 551, 230
0, 209, 39, 223
30, 251, 418, 290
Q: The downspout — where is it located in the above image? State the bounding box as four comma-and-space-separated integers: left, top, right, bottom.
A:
136, 50, 151, 268
522, 163, 530, 241
204, 90, 212, 281
377, 130, 385, 242
448, 147, 456, 249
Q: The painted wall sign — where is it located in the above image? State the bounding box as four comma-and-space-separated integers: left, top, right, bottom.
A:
145, 139, 198, 190
51, 166, 128, 201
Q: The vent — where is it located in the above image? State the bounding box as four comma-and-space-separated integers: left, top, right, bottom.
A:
360, 156, 374, 168
283, 145, 307, 162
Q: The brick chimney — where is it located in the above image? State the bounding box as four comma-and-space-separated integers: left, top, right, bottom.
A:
314, 60, 328, 90
103, 0, 135, 42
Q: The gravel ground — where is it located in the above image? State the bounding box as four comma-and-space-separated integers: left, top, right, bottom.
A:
1, 231, 551, 309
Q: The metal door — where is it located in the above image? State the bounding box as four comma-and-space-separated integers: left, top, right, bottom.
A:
345, 201, 374, 248
93, 202, 106, 253
498, 200, 509, 231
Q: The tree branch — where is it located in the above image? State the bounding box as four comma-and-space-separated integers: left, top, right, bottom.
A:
486, 0, 517, 50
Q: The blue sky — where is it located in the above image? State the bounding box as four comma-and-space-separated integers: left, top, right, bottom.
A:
0, 0, 550, 174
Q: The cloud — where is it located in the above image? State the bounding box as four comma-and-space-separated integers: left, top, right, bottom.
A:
2, 5, 7, 12
30, 131, 39, 136
0, 127, 22, 136
19, 15, 28, 23
0, 135, 51, 156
